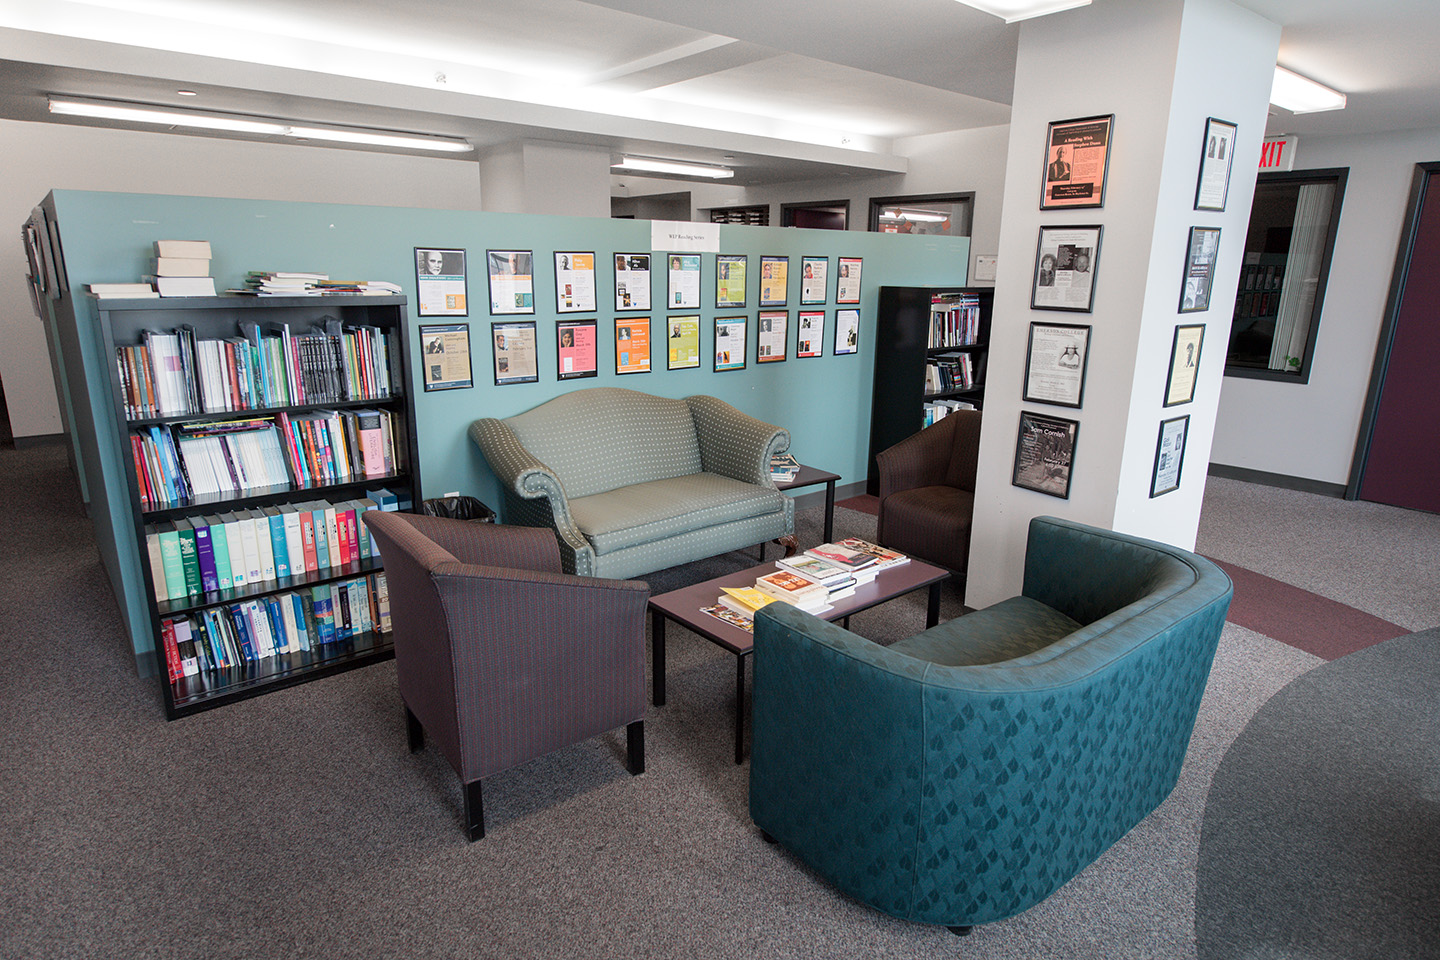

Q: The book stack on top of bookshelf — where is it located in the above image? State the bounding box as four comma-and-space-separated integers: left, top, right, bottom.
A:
700, 538, 910, 632
151, 240, 217, 298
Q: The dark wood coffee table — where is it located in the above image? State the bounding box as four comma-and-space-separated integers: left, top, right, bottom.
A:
648, 556, 949, 763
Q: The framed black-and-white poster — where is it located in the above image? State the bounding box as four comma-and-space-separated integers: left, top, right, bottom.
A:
1151, 415, 1190, 497
491, 321, 538, 385
1179, 226, 1221, 313
1013, 411, 1079, 499
1041, 114, 1113, 210
1023, 322, 1091, 408
415, 247, 468, 317
418, 323, 473, 391
1195, 117, 1238, 212
1164, 324, 1206, 407
1032, 225, 1102, 313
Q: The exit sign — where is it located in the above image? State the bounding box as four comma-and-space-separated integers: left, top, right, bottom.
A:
1259, 136, 1297, 171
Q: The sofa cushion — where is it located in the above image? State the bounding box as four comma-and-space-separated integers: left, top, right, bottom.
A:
887, 595, 1082, 666
569, 472, 787, 555
505, 388, 703, 499
880, 484, 976, 571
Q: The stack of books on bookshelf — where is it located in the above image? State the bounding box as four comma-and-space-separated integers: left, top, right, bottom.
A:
312, 279, 404, 296
770, 453, 800, 483
151, 240, 218, 297
929, 291, 983, 348
143, 493, 399, 604
925, 351, 977, 395
115, 319, 398, 419
88, 282, 158, 299
158, 570, 391, 681
243, 271, 331, 296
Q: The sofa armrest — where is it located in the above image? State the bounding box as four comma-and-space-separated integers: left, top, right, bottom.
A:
685, 394, 790, 485
469, 418, 589, 550
876, 415, 956, 500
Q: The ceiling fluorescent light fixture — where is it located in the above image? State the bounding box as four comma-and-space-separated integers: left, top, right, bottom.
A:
883, 209, 948, 223
953, 0, 1091, 23
1270, 66, 1346, 114
47, 98, 472, 153
612, 156, 733, 179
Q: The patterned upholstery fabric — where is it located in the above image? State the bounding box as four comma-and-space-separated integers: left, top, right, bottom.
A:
749, 516, 1233, 930
876, 412, 981, 574
470, 387, 793, 578
362, 511, 648, 827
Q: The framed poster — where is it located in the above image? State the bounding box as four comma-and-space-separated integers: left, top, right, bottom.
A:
667, 254, 701, 309
716, 254, 747, 308
615, 317, 651, 375
1164, 324, 1206, 407
800, 257, 828, 305
24, 220, 49, 295
1012, 411, 1078, 499
614, 253, 651, 311
553, 252, 597, 313
757, 310, 788, 363
491, 321, 538, 385
1041, 114, 1113, 210
714, 316, 748, 371
486, 249, 535, 315
418, 323, 473, 392
556, 319, 598, 380
415, 247, 468, 317
759, 256, 789, 306
1150, 415, 1190, 497
1022, 322, 1091, 408
834, 308, 860, 355
1179, 226, 1221, 313
1032, 225, 1102, 313
836, 257, 863, 304
1195, 117, 1238, 212
796, 311, 825, 358
666, 314, 702, 370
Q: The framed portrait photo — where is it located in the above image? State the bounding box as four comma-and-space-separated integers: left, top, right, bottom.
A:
1023, 322, 1091, 408
1164, 324, 1206, 407
1032, 225, 1102, 313
1012, 411, 1079, 499
1041, 114, 1114, 210
1151, 415, 1190, 497
415, 247, 468, 317
1195, 117, 1238, 212
1179, 226, 1221, 314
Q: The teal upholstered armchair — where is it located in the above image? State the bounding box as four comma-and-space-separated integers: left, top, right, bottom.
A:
748, 516, 1233, 932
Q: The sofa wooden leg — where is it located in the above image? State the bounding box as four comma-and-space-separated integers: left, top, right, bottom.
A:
776, 534, 799, 557
947, 925, 973, 937
464, 780, 484, 841
405, 706, 424, 753
626, 719, 645, 775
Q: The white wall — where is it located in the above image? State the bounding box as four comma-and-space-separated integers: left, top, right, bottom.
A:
1211, 125, 1440, 485
1, 119, 484, 438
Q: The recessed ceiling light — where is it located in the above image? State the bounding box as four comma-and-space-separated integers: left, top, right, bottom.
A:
953, 0, 1091, 23
1270, 65, 1346, 114
177, 89, 197, 97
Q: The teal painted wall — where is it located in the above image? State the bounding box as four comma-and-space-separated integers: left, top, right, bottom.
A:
49, 189, 968, 660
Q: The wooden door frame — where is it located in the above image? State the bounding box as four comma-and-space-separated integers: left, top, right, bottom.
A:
1347, 161, 1440, 500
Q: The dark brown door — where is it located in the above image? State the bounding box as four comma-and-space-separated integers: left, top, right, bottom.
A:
1355, 165, 1440, 513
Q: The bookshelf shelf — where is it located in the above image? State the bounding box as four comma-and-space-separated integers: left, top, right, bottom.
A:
94, 294, 421, 719
867, 285, 993, 495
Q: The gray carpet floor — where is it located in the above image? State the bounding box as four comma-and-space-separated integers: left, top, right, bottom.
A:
0, 444, 1434, 959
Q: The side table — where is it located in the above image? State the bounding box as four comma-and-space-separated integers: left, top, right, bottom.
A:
775, 464, 840, 542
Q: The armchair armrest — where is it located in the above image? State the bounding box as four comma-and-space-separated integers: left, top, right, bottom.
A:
876, 415, 957, 500
685, 394, 790, 485
399, 514, 562, 574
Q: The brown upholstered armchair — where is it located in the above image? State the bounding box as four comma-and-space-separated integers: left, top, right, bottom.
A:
875, 410, 982, 577
363, 511, 649, 841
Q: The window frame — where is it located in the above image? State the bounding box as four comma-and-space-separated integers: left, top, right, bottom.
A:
867, 191, 975, 237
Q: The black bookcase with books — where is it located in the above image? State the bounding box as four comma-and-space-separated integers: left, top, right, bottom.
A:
867, 285, 993, 495
96, 295, 420, 719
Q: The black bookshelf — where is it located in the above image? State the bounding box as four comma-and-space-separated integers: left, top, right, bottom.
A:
866, 285, 993, 495
95, 295, 421, 719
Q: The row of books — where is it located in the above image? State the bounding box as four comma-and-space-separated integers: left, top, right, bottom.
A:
701, 538, 909, 630
925, 351, 979, 395
130, 408, 401, 509
144, 491, 401, 604
928, 292, 983, 348
159, 572, 390, 682
115, 318, 398, 420
770, 452, 800, 483
923, 398, 976, 428
237, 272, 403, 298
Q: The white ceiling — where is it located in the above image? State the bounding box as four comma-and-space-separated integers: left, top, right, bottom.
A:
0, 0, 1435, 185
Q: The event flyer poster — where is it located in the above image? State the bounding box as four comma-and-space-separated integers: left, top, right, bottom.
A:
714, 316, 747, 371
759, 256, 788, 306
834, 308, 860, 354
716, 254, 747, 308
492, 321, 538, 385
800, 257, 827, 305
667, 255, 701, 309
796, 311, 824, 358
487, 250, 534, 315
615, 317, 651, 374
757, 310, 787, 362
554, 252, 597, 313
615, 253, 651, 311
415, 247, 467, 317
667, 314, 701, 369
556, 319, 598, 380
836, 257, 862, 304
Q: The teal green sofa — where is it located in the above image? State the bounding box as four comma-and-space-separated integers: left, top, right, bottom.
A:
749, 516, 1232, 932
470, 387, 794, 579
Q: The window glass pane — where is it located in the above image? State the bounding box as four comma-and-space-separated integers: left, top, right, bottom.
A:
869, 196, 972, 236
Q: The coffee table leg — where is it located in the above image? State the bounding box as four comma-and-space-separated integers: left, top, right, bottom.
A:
651, 610, 667, 706
823, 479, 836, 543
927, 581, 943, 628
735, 654, 747, 764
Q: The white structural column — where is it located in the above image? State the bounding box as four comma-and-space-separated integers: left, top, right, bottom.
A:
965, 0, 1280, 608
479, 139, 614, 218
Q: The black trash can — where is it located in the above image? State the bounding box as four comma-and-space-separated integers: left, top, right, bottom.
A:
419, 495, 496, 523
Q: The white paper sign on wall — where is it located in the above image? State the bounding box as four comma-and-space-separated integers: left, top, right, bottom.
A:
651, 220, 720, 253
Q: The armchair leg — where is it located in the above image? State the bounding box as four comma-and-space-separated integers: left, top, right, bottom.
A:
464, 780, 484, 841
626, 720, 645, 775
947, 926, 973, 937
405, 706, 424, 753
